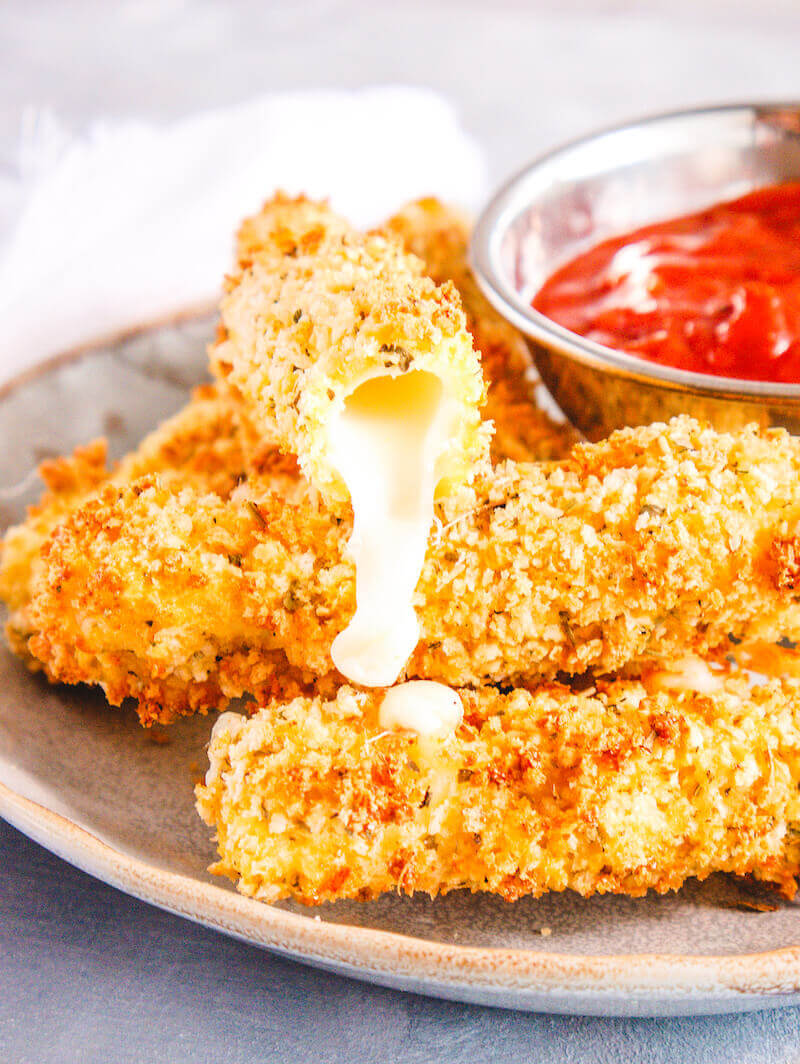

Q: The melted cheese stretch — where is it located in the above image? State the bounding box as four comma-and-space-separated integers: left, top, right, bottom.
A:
330, 371, 455, 687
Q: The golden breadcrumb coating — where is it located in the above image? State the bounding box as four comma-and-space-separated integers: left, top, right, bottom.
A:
17, 417, 800, 721
211, 196, 491, 500
381, 197, 577, 462
0, 385, 249, 619
196, 673, 800, 904
0, 438, 109, 618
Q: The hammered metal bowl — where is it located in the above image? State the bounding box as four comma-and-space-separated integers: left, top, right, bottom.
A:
471, 102, 800, 439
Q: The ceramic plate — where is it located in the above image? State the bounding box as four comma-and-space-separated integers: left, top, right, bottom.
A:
2, 316, 800, 1017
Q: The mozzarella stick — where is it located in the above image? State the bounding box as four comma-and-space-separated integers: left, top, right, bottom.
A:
381, 197, 577, 462
17, 417, 800, 722
0, 386, 313, 722
196, 674, 800, 904
231, 195, 576, 466
214, 195, 498, 685
211, 195, 491, 501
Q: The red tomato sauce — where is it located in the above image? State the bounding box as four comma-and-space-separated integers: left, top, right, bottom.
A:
532, 182, 800, 382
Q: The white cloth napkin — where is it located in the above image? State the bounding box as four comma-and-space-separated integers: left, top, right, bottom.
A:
0, 87, 487, 384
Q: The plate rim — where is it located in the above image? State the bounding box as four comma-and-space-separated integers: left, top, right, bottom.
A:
3, 777, 800, 1011
3, 318, 800, 1014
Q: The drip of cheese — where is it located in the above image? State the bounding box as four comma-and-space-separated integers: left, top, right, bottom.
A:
379, 680, 463, 736
330, 370, 454, 688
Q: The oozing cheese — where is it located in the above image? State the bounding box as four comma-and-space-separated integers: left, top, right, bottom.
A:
379, 680, 463, 736
329, 370, 455, 688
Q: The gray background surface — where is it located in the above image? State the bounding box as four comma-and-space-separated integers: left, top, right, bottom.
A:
3, 1, 800, 1060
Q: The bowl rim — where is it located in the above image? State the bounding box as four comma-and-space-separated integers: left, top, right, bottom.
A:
471, 99, 800, 403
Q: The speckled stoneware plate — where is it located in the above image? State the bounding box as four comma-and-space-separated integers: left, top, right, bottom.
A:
3, 316, 800, 1017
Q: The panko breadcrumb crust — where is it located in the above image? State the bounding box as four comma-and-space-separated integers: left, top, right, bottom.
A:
12, 416, 800, 722
0, 385, 247, 627
196, 675, 800, 905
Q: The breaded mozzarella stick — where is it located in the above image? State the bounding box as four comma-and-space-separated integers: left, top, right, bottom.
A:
0, 386, 311, 721
213, 195, 495, 684
233, 194, 576, 466
17, 417, 800, 721
212, 196, 490, 501
196, 674, 800, 904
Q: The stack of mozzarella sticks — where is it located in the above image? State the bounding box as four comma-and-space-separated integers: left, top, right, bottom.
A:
4, 195, 800, 906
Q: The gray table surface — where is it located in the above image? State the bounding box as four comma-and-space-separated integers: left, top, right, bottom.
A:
4, 1, 800, 1061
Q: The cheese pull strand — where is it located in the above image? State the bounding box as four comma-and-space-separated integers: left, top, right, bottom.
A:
330, 371, 456, 686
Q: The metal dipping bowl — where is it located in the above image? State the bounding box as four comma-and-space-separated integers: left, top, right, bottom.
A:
471, 103, 800, 439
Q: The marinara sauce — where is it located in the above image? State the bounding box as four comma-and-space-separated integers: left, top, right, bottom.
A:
533, 182, 800, 382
